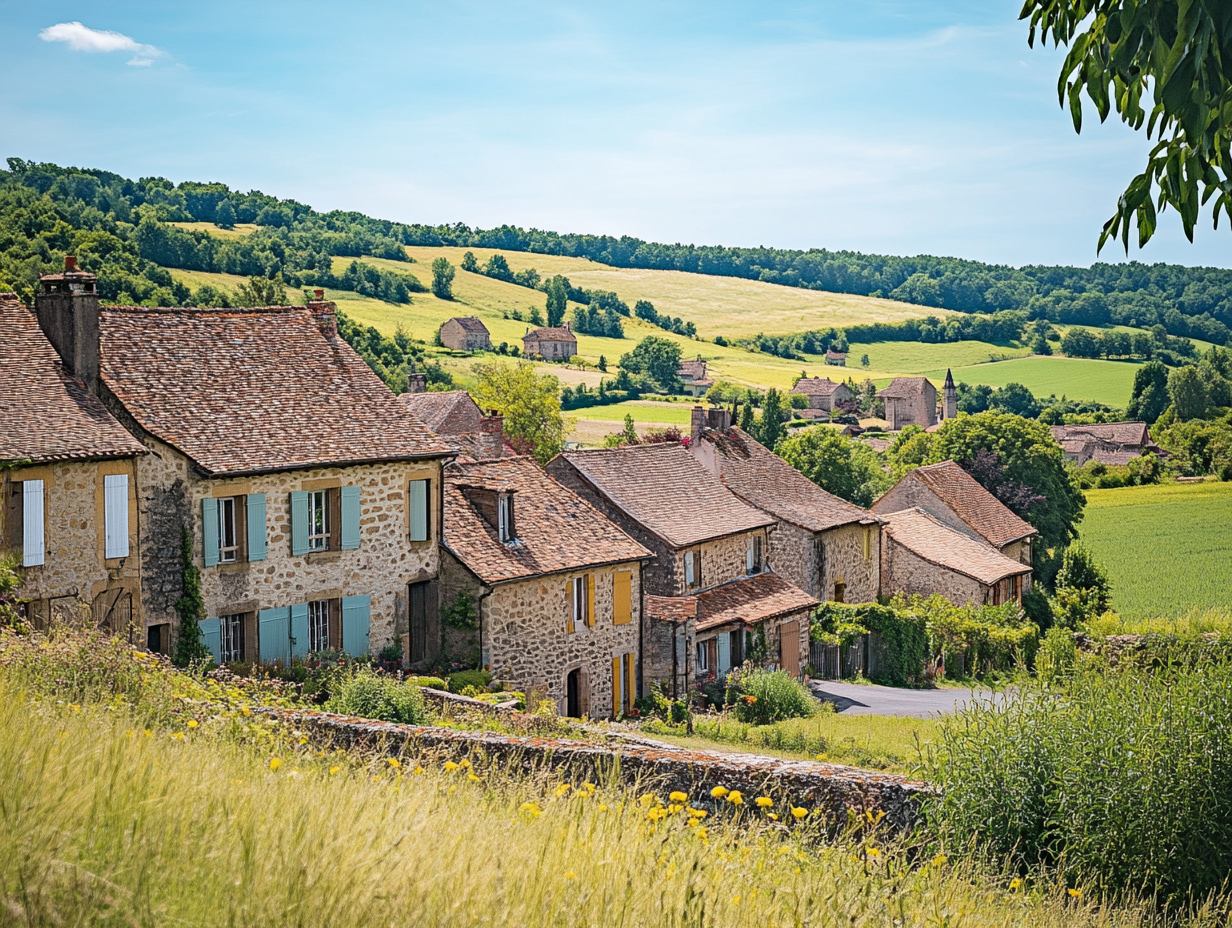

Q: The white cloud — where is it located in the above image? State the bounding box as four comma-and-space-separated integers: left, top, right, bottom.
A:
39, 22, 163, 66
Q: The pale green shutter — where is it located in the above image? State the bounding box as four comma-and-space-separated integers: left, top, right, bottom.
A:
408, 480, 429, 542
202, 499, 219, 567
290, 491, 309, 556
340, 485, 361, 550
341, 594, 371, 656
246, 494, 267, 561
198, 617, 222, 663
258, 607, 291, 666
290, 602, 310, 659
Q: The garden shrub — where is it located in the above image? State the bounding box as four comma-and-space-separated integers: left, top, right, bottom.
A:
727, 665, 818, 725
447, 669, 492, 693
324, 669, 431, 725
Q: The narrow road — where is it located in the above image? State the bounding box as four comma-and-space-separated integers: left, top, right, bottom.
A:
808, 680, 1005, 718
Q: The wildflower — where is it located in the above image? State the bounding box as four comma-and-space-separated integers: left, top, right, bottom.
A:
790, 807, 808, 820
519, 802, 542, 818
187, 720, 199, 729
1068, 888, 1082, 900
555, 784, 571, 798
387, 758, 401, 768
329, 766, 342, 776
669, 790, 688, 803
1009, 878, 1022, 891
444, 761, 460, 772
710, 786, 729, 798
755, 796, 773, 808
269, 757, 283, 771
726, 791, 743, 805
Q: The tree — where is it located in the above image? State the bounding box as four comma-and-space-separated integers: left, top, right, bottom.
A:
756, 388, 788, 449
214, 199, 236, 229
778, 427, 885, 507
1168, 363, 1209, 421
1054, 543, 1112, 628
233, 274, 286, 307
545, 275, 568, 328
618, 336, 683, 393
1020, 1, 1232, 249
431, 258, 455, 300
1127, 360, 1170, 422
472, 360, 566, 465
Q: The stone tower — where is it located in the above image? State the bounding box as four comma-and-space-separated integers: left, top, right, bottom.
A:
942, 369, 957, 421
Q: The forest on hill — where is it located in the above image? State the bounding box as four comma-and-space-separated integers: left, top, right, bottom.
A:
1, 157, 1231, 347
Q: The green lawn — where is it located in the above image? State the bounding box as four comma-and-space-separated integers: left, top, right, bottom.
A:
1080, 481, 1232, 620
923, 355, 1142, 406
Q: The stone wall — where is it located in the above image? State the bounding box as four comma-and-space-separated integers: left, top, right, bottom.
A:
882, 537, 986, 605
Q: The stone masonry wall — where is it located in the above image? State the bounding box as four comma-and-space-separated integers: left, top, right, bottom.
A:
883, 537, 986, 606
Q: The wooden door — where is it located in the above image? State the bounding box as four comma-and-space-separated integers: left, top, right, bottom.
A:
780, 620, 800, 678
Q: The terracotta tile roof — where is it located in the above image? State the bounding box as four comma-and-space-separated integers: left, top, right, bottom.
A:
0, 295, 145, 464
679, 359, 707, 379
523, 326, 576, 342
884, 461, 1036, 546
792, 377, 844, 397
880, 508, 1031, 586
551, 443, 774, 548
695, 428, 874, 533
878, 376, 933, 399
448, 316, 489, 334
400, 391, 482, 434
1049, 422, 1150, 447
98, 304, 454, 476
443, 457, 650, 585
695, 573, 818, 632
645, 595, 698, 623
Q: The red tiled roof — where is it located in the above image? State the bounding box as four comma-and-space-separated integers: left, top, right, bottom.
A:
880, 508, 1031, 585
523, 326, 576, 342
888, 460, 1036, 546
99, 304, 454, 476
645, 595, 698, 623
695, 573, 818, 632
878, 377, 933, 399
443, 457, 650, 585
792, 377, 845, 397
695, 427, 874, 533
551, 443, 774, 548
447, 316, 489, 334
0, 295, 145, 464
1049, 422, 1150, 447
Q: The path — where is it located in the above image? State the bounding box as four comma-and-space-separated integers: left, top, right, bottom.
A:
808, 680, 1004, 718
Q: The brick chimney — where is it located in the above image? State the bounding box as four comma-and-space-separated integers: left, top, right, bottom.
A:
35, 256, 101, 394
407, 373, 427, 394
306, 294, 337, 338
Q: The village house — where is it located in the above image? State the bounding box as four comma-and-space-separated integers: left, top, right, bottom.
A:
790, 377, 853, 418
878, 376, 937, 430
547, 443, 817, 696
32, 264, 456, 663
678, 357, 714, 398
400, 390, 509, 462
688, 408, 881, 604
438, 316, 492, 353
1048, 421, 1158, 466
437, 457, 650, 718
522, 324, 577, 361
1, 287, 147, 637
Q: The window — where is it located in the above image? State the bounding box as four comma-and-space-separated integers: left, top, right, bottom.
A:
746, 535, 763, 574
220, 613, 245, 663
498, 493, 514, 543
408, 479, 430, 542
569, 575, 592, 631
308, 490, 330, 551
684, 549, 700, 590
103, 474, 129, 558
308, 600, 330, 653
833, 580, 846, 603
218, 497, 239, 563
409, 581, 429, 664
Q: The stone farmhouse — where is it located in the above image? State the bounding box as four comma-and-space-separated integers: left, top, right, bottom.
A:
1, 289, 147, 636
522, 324, 577, 361
878, 376, 937, 430
678, 357, 714, 398
548, 443, 817, 696
28, 261, 456, 664
438, 316, 491, 353
688, 408, 881, 605
1049, 421, 1157, 466
790, 377, 853, 417
401, 390, 509, 462
438, 456, 650, 718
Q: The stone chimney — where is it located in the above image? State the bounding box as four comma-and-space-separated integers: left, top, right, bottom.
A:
943, 368, 957, 421
306, 294, 337, 338
35, 256, 101, 394
406, 373, 428, 394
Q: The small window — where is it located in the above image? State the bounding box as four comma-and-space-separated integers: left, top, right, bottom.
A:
308, 599, 331, 652
220, 613, 245, 663
498, 494, 514, 543
746, 535, 763, 574
218, 497, 239, 563
308, 490, 330, 552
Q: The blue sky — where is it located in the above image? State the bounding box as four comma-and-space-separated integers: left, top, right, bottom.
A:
2, 0, 1229, 268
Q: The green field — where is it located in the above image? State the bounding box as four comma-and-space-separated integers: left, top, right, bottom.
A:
924, 355, 1142, 406
1080, 481, 1232, 620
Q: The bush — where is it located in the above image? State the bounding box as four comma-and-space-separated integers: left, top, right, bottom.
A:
324, 669, 431, 725
728, 665, 818, 725
926, 660, 1232, 903
446, 669, 492, 693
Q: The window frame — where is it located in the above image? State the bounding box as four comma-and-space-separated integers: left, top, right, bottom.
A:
307, 489, 331, 552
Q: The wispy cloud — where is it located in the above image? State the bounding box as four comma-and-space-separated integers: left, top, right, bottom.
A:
39, 22, 163, 66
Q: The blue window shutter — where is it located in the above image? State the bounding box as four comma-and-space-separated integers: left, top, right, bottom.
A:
202, 498, 219, 567
290, 602, 310, 659
246, 493, 267, 561
258, 606, 291, 666
341, 594, 371, 657
408, 480, 429, 542
340, 485, 361, 550
290, 491, 309, 556
199, 617, 222, 663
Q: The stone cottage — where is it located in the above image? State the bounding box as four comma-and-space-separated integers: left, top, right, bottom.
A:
547, 443, 817, 696
1, 288, 147, 638
688, 408, 881, 604
438, 316, 491, 353
522, 324, 577, 361
32, 262, 456, 664
400, 390, 509, 462
791, 377, 853, 418
438, 457, 650, 718
878, 377, 937, 430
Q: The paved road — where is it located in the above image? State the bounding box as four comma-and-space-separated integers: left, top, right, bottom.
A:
808, 680, 1005, 718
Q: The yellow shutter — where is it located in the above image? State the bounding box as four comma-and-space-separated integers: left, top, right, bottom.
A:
566, 580, 575, 634
623, 652, 635, 711
611, 656, 621, 717
586, 574, 595, 628
612, 571, 632, 625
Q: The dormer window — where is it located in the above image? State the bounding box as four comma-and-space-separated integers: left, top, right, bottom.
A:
498, 493, 515, 543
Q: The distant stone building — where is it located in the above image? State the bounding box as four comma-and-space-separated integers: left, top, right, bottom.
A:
438, 316, 491, 352
400, 391, 509, 462
1048, 422, 1157, 466
879, 376, 937, 430
791, 377, 854, 418
678, 357, 714, 397
522, 325, 577, 360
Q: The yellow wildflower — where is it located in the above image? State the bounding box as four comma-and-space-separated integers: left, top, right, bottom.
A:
790, 807, 808, 820
187, 720, 199, 729
269, 757, 283, 771
710, 786, 729, 798
669, 790, 688, 803
726, 791, 744, 805
755, 796, 773, 808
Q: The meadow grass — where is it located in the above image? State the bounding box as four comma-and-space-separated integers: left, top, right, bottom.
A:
922, 355, 1142, 406
1080, 481, 1232, 620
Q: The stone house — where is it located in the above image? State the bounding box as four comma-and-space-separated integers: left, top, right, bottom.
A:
547, 443, 817, 695
438, 316, 491, 353
879, 377, 937, 430
1, 289, 147, 637
400, 390, 509, 462
678, 357, 714, 398
688, 408, 881, 604
438, 457, 650, 718
791, 377, 853, 418
1049, 421, 1157, 466
32, 262, 456, 663
872, 461, 1037, 569
522, 324, 577, 361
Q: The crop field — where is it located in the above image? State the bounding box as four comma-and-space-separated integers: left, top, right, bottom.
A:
1080, 481, 1232, 620
923, 355, 1142, 406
